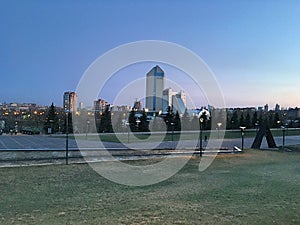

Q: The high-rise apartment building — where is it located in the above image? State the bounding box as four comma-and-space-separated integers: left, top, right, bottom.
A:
63, 91, 77, 112
145, 65, 165, 112
175, 91, 186, 108
162, 88, 176, 112
162, 88, 186, 114
264, 104, 269, 112
94, 99, 108, 113
78, 102, 84, 110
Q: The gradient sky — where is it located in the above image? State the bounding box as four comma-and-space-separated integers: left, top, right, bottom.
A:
1, 0, 299, 109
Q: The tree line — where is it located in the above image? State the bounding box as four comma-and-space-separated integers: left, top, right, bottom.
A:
42, 104, 294, 134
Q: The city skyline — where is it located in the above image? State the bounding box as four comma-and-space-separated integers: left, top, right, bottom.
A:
1, 1, 299, 108
0, 62, 298, 111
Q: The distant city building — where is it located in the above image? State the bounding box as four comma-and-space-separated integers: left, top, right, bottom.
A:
111, 105, 131, 112
287, 107, 300, 120
133, 99, 142, 111
175, 90, 186, 108
63, 91, 77, 112
162, 88, 176, 112
264, 104, 269, 112
275, 103, 280, 111
257, 106, 263, 112
145, 65, 165, 112
162, 88, 186, 114
78, 102, 84, 110
94, 99, 108, 113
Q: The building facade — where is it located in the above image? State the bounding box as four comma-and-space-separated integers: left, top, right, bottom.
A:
94, 99, 108, 114
162, 88, 175, 112
133, 99, 142, 111
63, 91, 77, 112
145, 65, 165, 112
162, 88, 187, 114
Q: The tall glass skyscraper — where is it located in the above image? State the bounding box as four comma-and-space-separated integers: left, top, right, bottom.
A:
145, 65, 165, 112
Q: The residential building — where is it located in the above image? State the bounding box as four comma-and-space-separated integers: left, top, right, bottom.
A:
94, 99, 108, 114
63, 91, 77, 112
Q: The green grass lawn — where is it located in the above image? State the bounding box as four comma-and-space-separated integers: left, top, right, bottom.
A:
0, 150, 299, 224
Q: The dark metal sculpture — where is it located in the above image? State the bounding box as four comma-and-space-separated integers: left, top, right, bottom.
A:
251, 123, 277, 149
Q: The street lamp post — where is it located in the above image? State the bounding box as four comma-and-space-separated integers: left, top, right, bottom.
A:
58, 118, 61, 133
136, 118, 141, 131
125, 122, 130, 143
255, 121, 259, 134
65, 111, 69, 165
217, 122, 222, 139
277, 120, 281, 128
240, 126, 246, 150
199, 118, 204, 157
198, 109, 210, 157
34, 110, 39, 129
281, 126, 286, 150
49, 119, 54, 134
86, 119, 90, 139
170, 122, 175, 149
170, 122, 174, 142
14, 121, 18, 135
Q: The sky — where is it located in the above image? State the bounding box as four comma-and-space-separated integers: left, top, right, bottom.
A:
0, 0, 299, 109
99, 62, 208, 109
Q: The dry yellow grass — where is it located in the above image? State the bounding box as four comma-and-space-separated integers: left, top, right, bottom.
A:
0, 149, 299, 224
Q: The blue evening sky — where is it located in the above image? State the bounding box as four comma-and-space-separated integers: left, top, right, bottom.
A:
0, 0, 299, 109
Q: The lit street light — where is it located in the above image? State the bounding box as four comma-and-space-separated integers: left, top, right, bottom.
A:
255, 121, 259, 134
281, 126, 286, 150
217, 122, 222, 139
240, 126, 246, 150
86, 119, 90, 139
170, 122, 174, 141
136, 118, 141, 131
199, 118, 204, 157
49, 119, 54, 134
170, 122, 175, 149
198, 109, 210, 157
65, 110, 69, 165
277, 120, 281, 128
125, 121, 130, 143
14, 121, 18, 135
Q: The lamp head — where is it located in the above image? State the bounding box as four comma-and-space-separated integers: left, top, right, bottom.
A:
198, 108, 210, 120
239, 126, 246, 131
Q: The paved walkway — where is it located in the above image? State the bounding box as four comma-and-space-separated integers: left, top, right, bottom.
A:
0, 134, 78, 150
0, 134, 298, 167
0, 133, 299, 150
